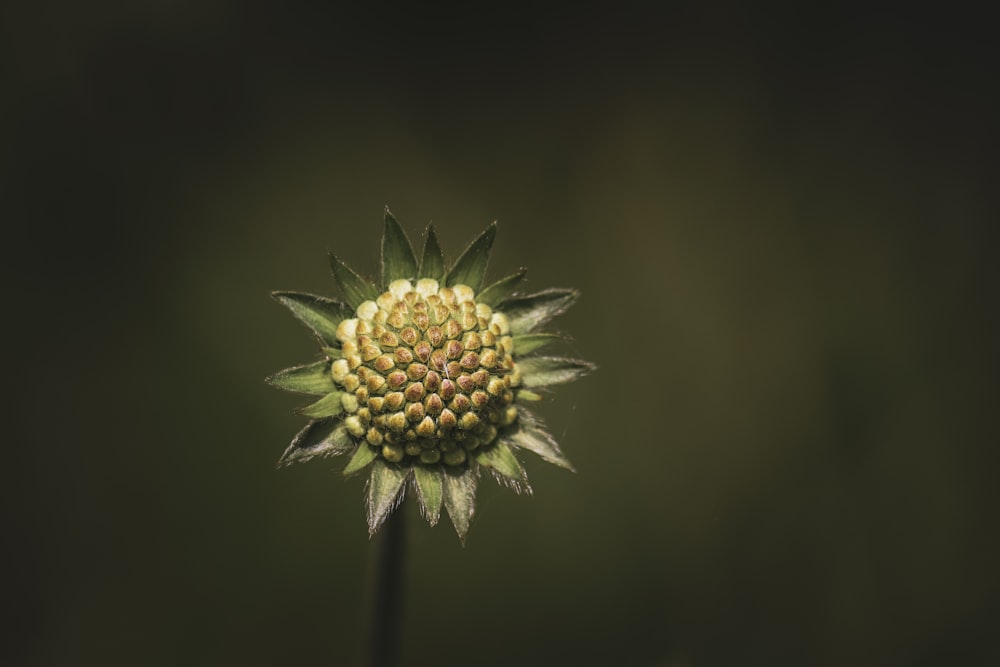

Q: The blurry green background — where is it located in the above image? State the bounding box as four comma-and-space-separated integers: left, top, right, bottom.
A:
5, 4, 997, 666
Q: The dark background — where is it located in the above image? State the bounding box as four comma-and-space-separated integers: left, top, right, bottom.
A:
5, 3, 998, 666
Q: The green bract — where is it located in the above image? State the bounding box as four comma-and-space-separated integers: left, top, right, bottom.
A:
268, 208, 595, 542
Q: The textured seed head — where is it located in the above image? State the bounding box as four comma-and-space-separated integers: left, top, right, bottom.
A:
270, 216, 596, 545
327, 281, 524, 466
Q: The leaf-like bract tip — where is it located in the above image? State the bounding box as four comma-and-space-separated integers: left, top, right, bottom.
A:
381, 208, 418, 287
419, 223, 446, 280
276, 420, 353, 469
266, 360, 336, 396
445, 223, 497, 291
502, 288, 580, 335
504, 410, 576, 472
329, 254, 379, 309
412, 465, 444, 526
518, 356, 597, 389
271, 291, 351, 347
343, 444, 378, 477
366, 461, 408, 535
442, 467, 478, 544
477, 267, 528, 307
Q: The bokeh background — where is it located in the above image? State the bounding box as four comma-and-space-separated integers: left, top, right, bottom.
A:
5, 4, 998, 666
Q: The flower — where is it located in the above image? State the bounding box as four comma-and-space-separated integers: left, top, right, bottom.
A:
268, 208, 594, 542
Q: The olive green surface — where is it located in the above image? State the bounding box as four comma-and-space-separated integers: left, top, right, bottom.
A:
5, 5, 997, 666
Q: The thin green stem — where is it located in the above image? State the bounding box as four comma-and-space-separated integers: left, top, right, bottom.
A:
365, 509, 405, 667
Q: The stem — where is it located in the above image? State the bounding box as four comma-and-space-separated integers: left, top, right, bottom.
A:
365, 509, 406, 667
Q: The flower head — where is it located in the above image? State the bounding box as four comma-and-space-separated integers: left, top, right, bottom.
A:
268, 208, 594, 542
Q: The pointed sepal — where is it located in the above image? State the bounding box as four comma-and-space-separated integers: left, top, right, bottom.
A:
272, 292, 352, 346
511, 333, 563, 355
412, 465, 444, 526
501, 288, 579, 335
266, 360, 335, 396
476, 268, 527, 307
475, 442, 530, 494
442, 467, 478, 544
343, 443, 378, 476
366, 460, 408, 535
276, 419, 353, 468
381, 207, 418, 287
419, 224, 445, 280
517, 356, 596, 389
445, 222, 496, 291
503, 411, 575, 471
296, 391, 345, 418
329, 254, 379, 309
